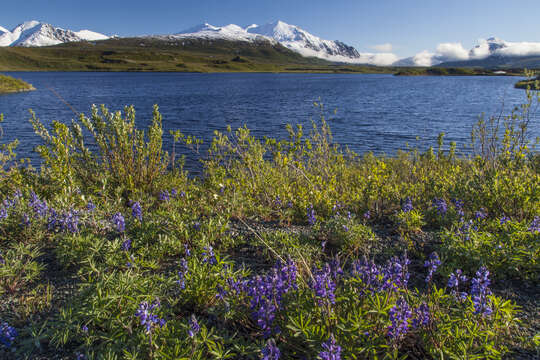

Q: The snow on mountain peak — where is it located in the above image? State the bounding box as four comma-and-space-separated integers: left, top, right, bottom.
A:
0, 20, 109, 47
0, 25, 8, 34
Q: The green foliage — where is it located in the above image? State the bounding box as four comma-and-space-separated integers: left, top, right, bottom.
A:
0, 93, 538, 358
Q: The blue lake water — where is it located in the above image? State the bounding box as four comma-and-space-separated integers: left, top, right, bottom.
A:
0, 72, 538, 172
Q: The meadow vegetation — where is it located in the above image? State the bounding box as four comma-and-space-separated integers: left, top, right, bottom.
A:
0, 85, 538, 359
0, 74, 35, 94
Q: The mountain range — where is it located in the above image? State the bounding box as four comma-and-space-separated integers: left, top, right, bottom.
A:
1, 20, 540, 68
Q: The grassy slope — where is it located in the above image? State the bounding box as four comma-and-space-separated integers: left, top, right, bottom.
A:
0, 74, 35, 93
0, 38, 399, 73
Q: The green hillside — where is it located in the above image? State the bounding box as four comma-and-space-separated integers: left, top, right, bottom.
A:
0, 38, 396, 73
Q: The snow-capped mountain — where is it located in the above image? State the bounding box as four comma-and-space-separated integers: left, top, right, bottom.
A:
399, 37, 540, 67
165, 20, 397, 65
168, 23, 273, 43
0, 21, 109, 47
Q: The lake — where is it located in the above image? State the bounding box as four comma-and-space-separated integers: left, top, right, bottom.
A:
0, 72, 537, 171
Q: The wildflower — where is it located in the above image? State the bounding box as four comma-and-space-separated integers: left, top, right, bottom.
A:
500, 215, 510, 225
134, 299, 166, 333
342, 224, 349, 232
193, 222, 201, 230
0, 321, 17, 348
412, 302, 430, 328
388, 298, 412, 340
244, 259, 297, 337
474, 209, 487, 220
171, 188, 178, 197
202, 246, 217, 265
81, 325, 88, 333
310, 263, 337, 305
131, 201, 142, 221
363, 210, 371, 220
307, 204, 316, 225
184, 244, 191, 257
318, 334, 341, 360
21, 214, 30, 227
471, 266, 492, 316
274, 196, 282, 207
121, 239, 132, 251
402, 197, 413, 212
180, 191, 186, 197
177, 258, 188, 289
188, 315, 200, 337
29, 191, 48, 218
261, 339, 280, 360
0, 208, 7, 220
287, 201, 293, 208
86, 200, 96, 212
424, 252, 441, 283
111, 213, 125, 232
381, 255, 410, 291
451, 198, 465, 219
75, 352, 86, 360
352, 257, 381, 293
528, 216, 540, 233
447, 269, 468, 301
432, 198, 447, 215
158, 190, 170, 202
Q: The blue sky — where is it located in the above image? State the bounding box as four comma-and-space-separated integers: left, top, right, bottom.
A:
1, 0, 539, 58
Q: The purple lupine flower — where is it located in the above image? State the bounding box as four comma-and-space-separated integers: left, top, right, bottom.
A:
310, 263, 337, 306
158, 190, 170, 202
470, 266, 492, 316
29, 191, 48, 218
184, 244, 191, 257
528, 216, 540, 233
274, 196, 282, 207
402, 197, 414, 212
381, 255, 410, 291
61, 209, 79, 233
0, 207, 7, 220
131, 201, 142, 221
388, 297, 412, 340
81, 325, 88, 333
244, 259, 297, 337
21, 214, 30, 227
342, 224, 349, 232
363, 210, 371, 220
188, 315, 200, 337
75, 352, 86, 360
86, 200, 96, 212
134, 299, 166, 333
432, 198, 447, 215
474, 209, 487, 220
287, 201, 293, 208
121, 239, 132, 251
307, 205, 316, 225
180, 191, 186, 198
261, 339, 280, 360
202, 246, 217, 265
193, 222, 201, 231
0, 321, 17, 348
352, 257, 381, 293
412, 302, 430, 328
500, 216, 510, 225
451, 198, 465, 219
177, 258, 188, 289
447, 269, 468, 301
171, 188, 178, 197
424, 252, 441, 283
318, 334, 341, 360
111, 213, 125, 232
127, 255, 135, 268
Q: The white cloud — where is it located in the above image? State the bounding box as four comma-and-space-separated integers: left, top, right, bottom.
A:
407, 37, 540, 66
435, 42, 469, 60
371, 43, 392, 52
497, 41, 540, 57
412, 50, 436, 66
357, 52, 399, 66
